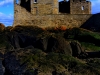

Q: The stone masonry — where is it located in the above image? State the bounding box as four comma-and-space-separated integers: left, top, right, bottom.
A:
13, 0, 92, 28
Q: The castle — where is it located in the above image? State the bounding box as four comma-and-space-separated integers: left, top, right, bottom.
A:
13, 0, 92, 28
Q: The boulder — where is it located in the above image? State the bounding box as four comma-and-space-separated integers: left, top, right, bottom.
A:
33, 36, 72, 55
70, 41, 86, 58
47, 36, 72, 55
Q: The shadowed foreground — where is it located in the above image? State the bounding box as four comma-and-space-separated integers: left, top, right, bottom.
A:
0, 25, 100, 75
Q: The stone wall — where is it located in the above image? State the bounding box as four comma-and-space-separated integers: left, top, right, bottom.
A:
14, 4, 33, 24
13, 4, 92, 28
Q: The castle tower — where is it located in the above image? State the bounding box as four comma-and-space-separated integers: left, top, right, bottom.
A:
31, 0, 59, 15
53, 0, 59, 14
70, 0, 91, 14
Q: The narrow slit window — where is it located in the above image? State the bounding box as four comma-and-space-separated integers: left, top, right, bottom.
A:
81, 6, 84, 10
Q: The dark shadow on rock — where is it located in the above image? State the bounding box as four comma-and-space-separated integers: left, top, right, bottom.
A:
34, 37, 48, 51
18, 34, 36, 48
86, 51, 100, 58
0, 53, 4, 58
70, 41, 87, 58
52, 71, 57, 75
2, 51, 26, 75
7, 31, 36, 49
77, 35, 100, 46
81, 13, 100, 32
24, 69, 38, 75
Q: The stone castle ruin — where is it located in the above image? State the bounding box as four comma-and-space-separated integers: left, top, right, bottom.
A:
13, 0, 92, 28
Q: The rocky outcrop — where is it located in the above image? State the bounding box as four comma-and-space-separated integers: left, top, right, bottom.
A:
70, 41, 87, 58
0, 26, 99, 75
7, 32, 36, 49
34, 36, 72, 55
47, 36, 72, 55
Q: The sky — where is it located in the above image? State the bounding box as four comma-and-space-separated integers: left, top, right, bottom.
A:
0, 0, 100, 26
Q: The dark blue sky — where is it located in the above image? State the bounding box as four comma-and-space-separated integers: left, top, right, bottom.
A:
0, 0, 100, 26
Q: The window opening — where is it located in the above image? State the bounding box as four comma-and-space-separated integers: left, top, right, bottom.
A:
81, 6, 84, 10
34, 0, 37, 3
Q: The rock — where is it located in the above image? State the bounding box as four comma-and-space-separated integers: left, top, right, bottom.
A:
0, 23, 5, 32
20, 35, 36, 48
7, 32, 20, 49
70, 41, 86, 58
24, 69, 38, 75
0, 59, 4, 75
0, 53, 4, 58
5, 26, 13, 32
0, 53, 4, 75
6, 31, 36, 49
2, 51, 26, 75
86, 51, 100, 58
47, 36, 72, 55
34, 37, 49, 51
52, 70, 71, 75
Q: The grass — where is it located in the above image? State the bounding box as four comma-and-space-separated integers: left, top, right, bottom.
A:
81, 42, 100, 51
19, 50, 100, 75
19, 50, 89, 73
64, 28, 100, 52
